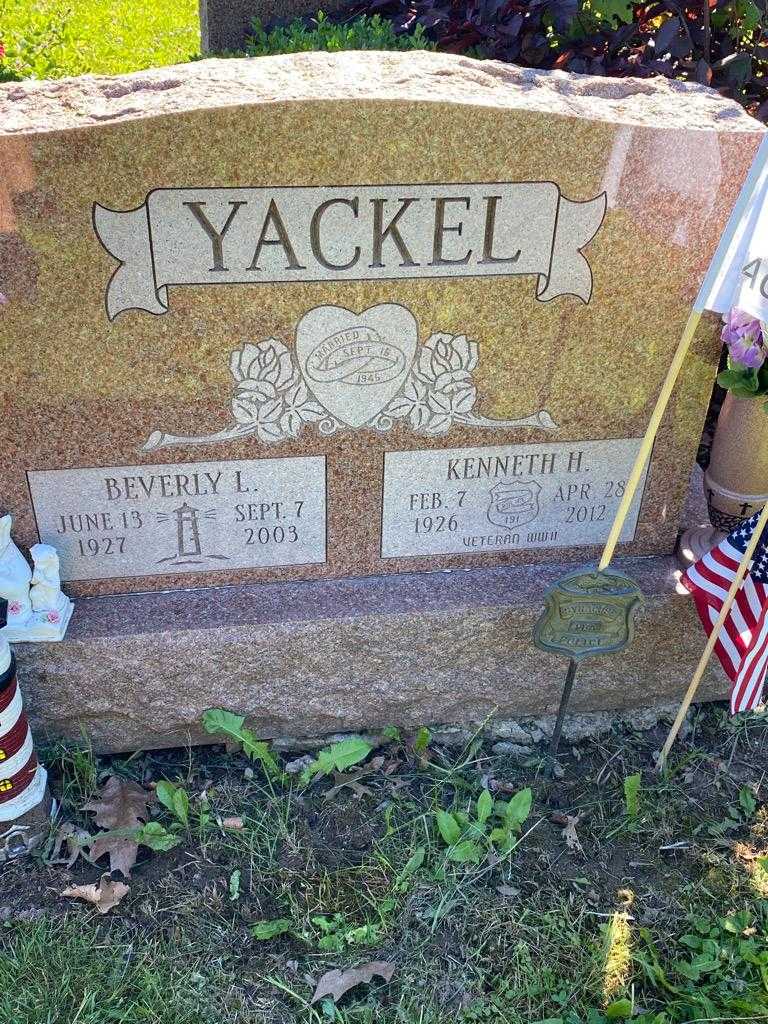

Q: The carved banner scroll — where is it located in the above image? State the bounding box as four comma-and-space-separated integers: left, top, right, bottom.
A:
93, 182, 606, 320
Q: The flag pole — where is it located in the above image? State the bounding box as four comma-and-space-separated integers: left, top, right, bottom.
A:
598, 310, 701, 570
658, 497, 768, 768
598, 134, 768, 572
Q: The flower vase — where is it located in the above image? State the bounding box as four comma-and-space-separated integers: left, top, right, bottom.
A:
679, 393, 768, 562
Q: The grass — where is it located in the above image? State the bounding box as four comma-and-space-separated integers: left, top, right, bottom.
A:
0, 0, 199, 78
2, 708, 768, 1023
0, 917, 250, 1023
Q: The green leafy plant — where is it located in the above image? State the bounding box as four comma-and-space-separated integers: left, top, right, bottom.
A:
305, 913, 384, 951
434, 786, 533, 864
0, 3, 75, 79
717, 360, 768, 400
245, 11, 434, 57
623, 773, 642, 818
394, 845, 426, 894
155, 780, 190, 828
299, 736, 373, 784
131, 821, 181, 853
635, 912, 768, 1022
412, 727, 432, 759
251, 918, 294, 940
201, 709, 285, 783
697, 784, 759, 837
0, 0, 198, 79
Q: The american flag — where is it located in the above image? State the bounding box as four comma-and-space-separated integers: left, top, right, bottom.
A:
682, 512, 768, 713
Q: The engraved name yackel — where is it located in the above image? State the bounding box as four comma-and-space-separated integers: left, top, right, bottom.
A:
93, 182, 606, 320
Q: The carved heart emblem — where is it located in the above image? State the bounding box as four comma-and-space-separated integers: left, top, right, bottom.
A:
295, 304, 418, 428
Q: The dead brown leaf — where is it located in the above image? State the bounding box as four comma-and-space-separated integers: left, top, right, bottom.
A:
61, 873, 130, 914
83, 775, 151, 877
221, 816, 244, 830
551, 811, 584, 853
324, 757, 386, 801
310, 961, 395, 1004
48, 821, 95, 868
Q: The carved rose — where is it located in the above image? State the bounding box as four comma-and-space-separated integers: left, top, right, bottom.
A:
417, 333, 478, 380
387, 333, 479, 434
279, 381, 325, 438
229, 339, 329, 442
418, 334, 477, 419
230, 339, 295, 389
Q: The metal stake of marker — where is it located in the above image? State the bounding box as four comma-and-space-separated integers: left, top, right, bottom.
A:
548, 658, 577, 756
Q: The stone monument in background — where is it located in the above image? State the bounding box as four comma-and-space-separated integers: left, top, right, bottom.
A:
199, 0, 348, 53
0, 52, 763, 751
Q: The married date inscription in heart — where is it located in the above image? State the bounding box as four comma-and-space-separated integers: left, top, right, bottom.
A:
295, 304, 418, 428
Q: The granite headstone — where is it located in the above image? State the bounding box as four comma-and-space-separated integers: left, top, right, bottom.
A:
0, 52, 762, 749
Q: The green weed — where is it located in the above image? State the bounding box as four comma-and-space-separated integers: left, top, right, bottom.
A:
697, 784, 759, 837
201, 708, 285, 783
0, 0, 199, 78
245, 11, 434, 57
301, 737, 374, 784
155, 779, 191, 828
434, 786, 533, 864
622, 772, 641, 818
40, 736, 98, 807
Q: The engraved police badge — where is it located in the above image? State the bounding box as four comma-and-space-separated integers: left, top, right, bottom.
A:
487, 480, 541, 530
534, 566, 644, 662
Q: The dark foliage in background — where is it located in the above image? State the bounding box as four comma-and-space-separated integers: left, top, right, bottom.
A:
335, 0, 768, 119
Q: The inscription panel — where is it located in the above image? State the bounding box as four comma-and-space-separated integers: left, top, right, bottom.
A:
28, 457, 326, 582
381, 439, 648, 558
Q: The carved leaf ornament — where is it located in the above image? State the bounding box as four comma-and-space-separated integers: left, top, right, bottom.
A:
142, 305, 555, 452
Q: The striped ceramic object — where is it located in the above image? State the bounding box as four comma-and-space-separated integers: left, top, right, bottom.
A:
0, 639, 51, 860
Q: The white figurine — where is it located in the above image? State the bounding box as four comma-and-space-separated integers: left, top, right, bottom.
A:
30, 545, 63, 611
0, 515, 33, 636
0, 516, 73, 642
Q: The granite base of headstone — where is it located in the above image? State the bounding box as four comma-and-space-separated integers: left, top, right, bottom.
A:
13, 472, 727, 755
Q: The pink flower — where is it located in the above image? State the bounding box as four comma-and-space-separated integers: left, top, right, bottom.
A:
46, 611, 60, 624
721, 308, 768, 370
8, 601, 21, 616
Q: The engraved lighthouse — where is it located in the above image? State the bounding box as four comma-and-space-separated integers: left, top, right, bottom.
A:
156, 503, 227, 567
174, 503, 202, 559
